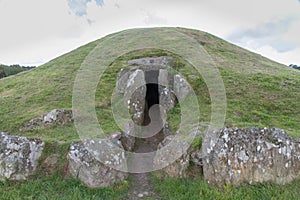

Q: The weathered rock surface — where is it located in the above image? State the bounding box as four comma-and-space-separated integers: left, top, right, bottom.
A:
190, 149, 203, 166
0, 132, 44, 181
41, 154, 59, 175
174, 74, 192, 101
124, 69, 146, 125
159, 69, 176, 112
203, 127, 300, 187
116, 68, 130, 94
108, 131, 125, 149
163, 121, 171, 136
121, 122, 136, 151
154, 135, 190, 178
127, 56, 173, 69
20, 109, 73, 130
68, 139, 128, 188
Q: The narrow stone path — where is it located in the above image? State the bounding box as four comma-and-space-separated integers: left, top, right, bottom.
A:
126, 110, 164, 200
127, 134, 163, 200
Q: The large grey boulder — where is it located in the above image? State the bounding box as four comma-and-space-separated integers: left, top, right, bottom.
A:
203, 127, 300, 187
0, 132, 44, 181
68, 139, 128, 188
154, 135, 190, 178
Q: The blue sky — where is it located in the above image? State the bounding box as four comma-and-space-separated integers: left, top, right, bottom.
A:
0, 0, 299, 66
68, 0, 104, 16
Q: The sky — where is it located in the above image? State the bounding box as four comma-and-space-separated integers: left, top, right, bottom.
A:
0, 0, 300, 66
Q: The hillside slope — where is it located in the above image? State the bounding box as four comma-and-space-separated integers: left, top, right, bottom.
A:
0, 27, 299, 140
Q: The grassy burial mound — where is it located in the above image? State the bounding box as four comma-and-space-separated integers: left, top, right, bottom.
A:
0, 27, 300, 199
0, 28, 299, 138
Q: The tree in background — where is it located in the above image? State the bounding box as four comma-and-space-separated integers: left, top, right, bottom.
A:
0, 69, 6, 79
289, 64, 300, 70
0, 64, 35, 79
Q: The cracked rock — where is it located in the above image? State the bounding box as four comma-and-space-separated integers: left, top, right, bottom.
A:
0, 132, 44, 181
203, 127, 300, 187
67, 138, 128, 188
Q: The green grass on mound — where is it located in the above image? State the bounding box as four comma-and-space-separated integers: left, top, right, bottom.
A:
0, 28, 299, 140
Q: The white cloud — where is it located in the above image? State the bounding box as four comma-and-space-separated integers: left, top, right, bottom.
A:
252, 45, 300, 66
0, 0, 91, 65
228, 16, 300, 52
211, 0, 300, 64
0, 0, 300, 66
142, 11, 168, 25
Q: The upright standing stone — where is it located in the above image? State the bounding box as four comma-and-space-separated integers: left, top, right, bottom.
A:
173, 74, 192, 101
116, 68, 130, 94
159, 69, 176, 111
124, 69, 146, 125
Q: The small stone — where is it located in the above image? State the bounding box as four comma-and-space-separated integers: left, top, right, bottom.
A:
109, 132, 122, 140
138, 193, 144, 198
253, 116, 260, 122
257, 146, 261, 151
19, 109, 73, 131
188, 75, 197, 79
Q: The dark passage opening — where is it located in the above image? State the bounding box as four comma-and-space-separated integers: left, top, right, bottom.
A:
146, 83, 159, 109
145, 70, 160, 109
144, 70, 160, 126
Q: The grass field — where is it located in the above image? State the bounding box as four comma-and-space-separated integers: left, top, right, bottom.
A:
0, 175, 129, 200
152, 176, 300, 200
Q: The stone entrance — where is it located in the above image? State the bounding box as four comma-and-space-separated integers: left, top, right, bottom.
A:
115, 56, 193, 151
116, 56, 176, 141
119, 57, 172, 199
114, 56, 193, 199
